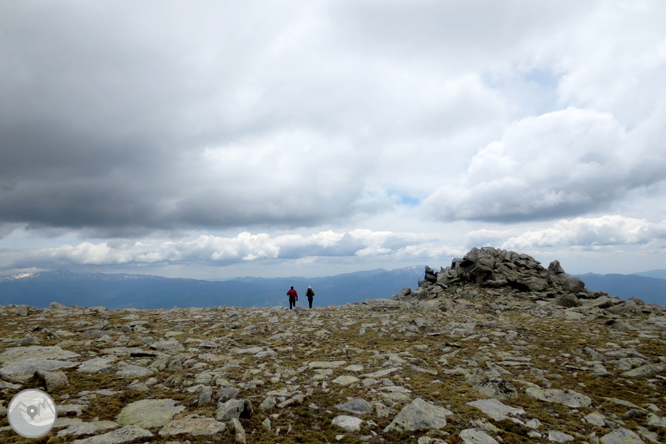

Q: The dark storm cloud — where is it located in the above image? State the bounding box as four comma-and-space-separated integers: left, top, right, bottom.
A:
0, 1, 376, 236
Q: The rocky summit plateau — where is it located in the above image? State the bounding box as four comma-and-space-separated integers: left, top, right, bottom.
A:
1, 247, 665, 444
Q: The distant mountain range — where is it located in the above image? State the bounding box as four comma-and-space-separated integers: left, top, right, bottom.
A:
573, 271, 666, 306
1, 267, 664, 309
0, 267, 424, 310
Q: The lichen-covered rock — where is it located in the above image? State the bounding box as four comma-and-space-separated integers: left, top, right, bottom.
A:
116, 399, 185, 428
384, 398, 452, 432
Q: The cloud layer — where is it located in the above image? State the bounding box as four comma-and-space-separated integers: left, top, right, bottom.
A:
1, 1, 666, 276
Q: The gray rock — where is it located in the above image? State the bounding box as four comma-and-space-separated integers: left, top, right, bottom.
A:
600, 428, 645, 444
647, 413, 666, 427
35, 370, 69, 390
259, 396, 276, 411
149, 338, 184, 352
418, 437, 449, 444
473, 378, 518, 399
467, 398, 525, 421
336, 398, 374, 414
548, 430, 574, 442
621, 363, 665, 377
2, 359, 79, 375
459, 428, 500, 444
78, 357, 115, 374
308, 360, 347, 369
57, 421, 118, 437
585, 411, 606, 426
332, 415, 363, 432
48, 301, 68, 310
0, 345, 80, 363
198, 386, 213, 406
333, 375, 359, 386
555, 294, 581, 308
232, 417, 246, 444
525, 387, 591, 408
158, 415, 226, 436
116, 399, 185, 428
116, 364, 154, 378
218, 386, 240, 402
216, 398, 246, 421
384, 398, 452, 432
71, 425, 152, 444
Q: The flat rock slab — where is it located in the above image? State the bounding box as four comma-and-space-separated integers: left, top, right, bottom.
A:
460, 428, 500, 444
149, 338, 184, 352
361, 367, 399, 378
600, 428, 645, 444
467, 398, 525, 421
384, 398, 452, 432
336, 398, 374, 414
308, 361, 347, 369
1, 359, 79, 375
548, 430, 574, 442
332, 415, 363, 432
158, 415, 227, 436
622, 363, 666, 377
71, 425, 153, 444
474, 378, 518, 399
116, 364, 154, 378
525, 387, 592, 408
0, 345, 80, 363
116, 399, 185, 428
78, 357, 115, 374
333, 375, 359, 386
57, 421, 119, 437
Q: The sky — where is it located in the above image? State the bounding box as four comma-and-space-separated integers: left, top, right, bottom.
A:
1, 1, 666, 280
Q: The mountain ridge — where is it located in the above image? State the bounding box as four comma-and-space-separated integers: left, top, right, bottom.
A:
0, 266, 424, 310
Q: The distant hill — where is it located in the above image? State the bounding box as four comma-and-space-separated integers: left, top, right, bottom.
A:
634, 269, 666, 280
575, 273, 666, 306
0, 267, 424, 310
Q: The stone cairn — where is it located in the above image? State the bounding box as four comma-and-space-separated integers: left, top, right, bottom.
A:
393, 246, 651, 315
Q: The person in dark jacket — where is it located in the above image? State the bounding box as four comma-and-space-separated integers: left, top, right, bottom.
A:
305, 285, 315, 308
287, 286, 298, 309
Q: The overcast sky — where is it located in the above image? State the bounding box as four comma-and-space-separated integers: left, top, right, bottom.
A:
1, 1, 666, 280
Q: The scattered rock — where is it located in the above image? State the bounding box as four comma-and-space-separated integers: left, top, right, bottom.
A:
525, 387, 591, 408
548, 430, 575, 442
35, 370, 69, 391
336, 398, 374, 414
467, 398, 525, 421
459, 428, 500, 444
71, 425, 152, 444
384, 398, 452, 432
158, 415, 226, 436
116, 399, 185, 428
600, 428, 645, 444
332, 415, 363, 432
473, 378, 518, 399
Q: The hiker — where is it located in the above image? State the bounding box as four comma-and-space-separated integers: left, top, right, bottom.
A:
287, 286, 298, 309
306, 285, 315, 308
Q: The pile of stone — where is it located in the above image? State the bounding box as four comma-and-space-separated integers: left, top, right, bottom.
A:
392, 247, 658, 316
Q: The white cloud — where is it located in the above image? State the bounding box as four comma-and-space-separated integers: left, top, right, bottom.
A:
502, 216, 666, 250
422, 107, 666, 222
3, 230, 458, 269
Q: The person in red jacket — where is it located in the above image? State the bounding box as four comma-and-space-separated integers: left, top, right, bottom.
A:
287, 286, 298, 309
